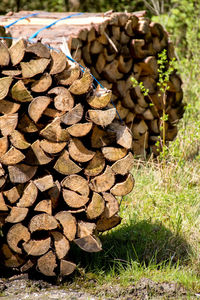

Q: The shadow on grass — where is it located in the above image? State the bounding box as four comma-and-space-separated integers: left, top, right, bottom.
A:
71, 219, 192, 275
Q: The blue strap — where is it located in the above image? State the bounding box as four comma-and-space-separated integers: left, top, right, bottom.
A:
4, 13, 39, 29
28, 12, 83, 41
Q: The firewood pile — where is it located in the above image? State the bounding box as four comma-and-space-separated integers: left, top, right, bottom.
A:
0, 40, 134, 277
0, 11, 185, 156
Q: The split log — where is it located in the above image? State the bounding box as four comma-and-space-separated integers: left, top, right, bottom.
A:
54, 150, 82, 175
74, 235, 102, 252
55, 211, 76, 241
17, 181, 38, 207
7, 223, 30, 254
90, 166, 115, 192
86, 192, 105, 219
5, 207, 28, 223
23, 237, 51, 256
37, 251, 57, 276
52, 231, 70, 259
60, 260, 76, 276
111, 173, 135, 196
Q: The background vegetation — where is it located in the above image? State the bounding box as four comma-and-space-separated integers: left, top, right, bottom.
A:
0, 0, 200, 296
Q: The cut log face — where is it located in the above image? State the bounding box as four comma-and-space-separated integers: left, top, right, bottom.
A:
3, 186, 22, 204
28, 96, 51, 123
102, 193, 119, 218
11, 80, 33, 102
25, 140, 52, 165
48, 86, 74, 112
34, 200, 52, 215
67, 122, 93, 137
55, 64, 80, 86
51, 231, 70, 259
108, 122, 133, 149
9, 39, 26, 66
0, 113, 18, 136
50, 51, 67, 75
5, 207, 28, 223
2, 70, 22, 76
23, 237, 51, 256
88, 108, 116, 127
55, 211, 76, 241
0, 192, 8, 211
20, 259, 34, 273
8, 164, 38, 183
0, 136, 8, 158
0, 146, 25, 165
111, 173, 135, 196
0, 77, 12, 100
29, 213, 58, 233
89, 166, 115, 192
86, 192, 105, 219
18, 114, 38, 133
26, 42, 50, 58
61, 103, 83, 125
37, 251, 57, 276
34, 175, 54, 192
9, 130, 30, 150
40, 117, 70, 142
0, 41, 10, 66
102, 147, 127, 161
43, 107, 65, 118
62, 175, 89, 196
20, 58, 50, 78
60, 260, 76, 276
87, 87, 112, 109
74, 235, 102, 252
69, 69, 93, 95
48, 181, 61, 209
2, 244, 25, 268
91, 125, 116, 148
111, 152, 134, 175
31, 73, 52, 93
0, 99, 20, 115
40, 140, 67, 154
63, 189, 89, 208
84, 151, 105, 177
68, 138, 95, 163
77, 221, 96, 238
54, 150, 82, 175
96, 214, 122, 232
7, 223, 30, 254
17, 181, 38, 208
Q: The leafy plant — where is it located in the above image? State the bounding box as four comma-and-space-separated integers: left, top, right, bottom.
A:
131, 49, 175, 159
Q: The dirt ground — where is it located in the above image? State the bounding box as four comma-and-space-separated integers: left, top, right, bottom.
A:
0, 274, 198, 299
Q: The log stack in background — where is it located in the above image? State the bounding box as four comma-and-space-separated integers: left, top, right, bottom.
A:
0, 11, 185, 156
0, 40, 135, 277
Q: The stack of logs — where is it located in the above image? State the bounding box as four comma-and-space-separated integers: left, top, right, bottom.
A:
0, 11, 185, 156
0, 40, 135, 277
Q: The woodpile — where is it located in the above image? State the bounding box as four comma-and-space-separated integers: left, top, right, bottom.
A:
0, 11, 185, 157
0, 40, 134, 277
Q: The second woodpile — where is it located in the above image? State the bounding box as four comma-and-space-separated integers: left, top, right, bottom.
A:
0, 11, 185, 156
0, 40, 134, 277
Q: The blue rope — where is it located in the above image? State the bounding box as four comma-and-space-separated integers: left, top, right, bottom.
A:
28, 12, 83, 41
0, 36, 123, 123
4, 13, 39, 29
0, 36, 18, 39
